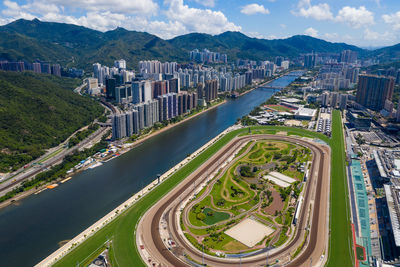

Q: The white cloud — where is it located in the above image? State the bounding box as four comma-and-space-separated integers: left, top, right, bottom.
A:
383, 11, 400, 30
335, 6, 374, 28
293, 1, 375, 29
304, 27, 318, 37
0, 0, 240, 39
47, 0, 158, 15
363, 28, 393, 43
293, 0, 333, 20
163, 0, 241, 36
191, 0, 215, 7
241, 4, 270, 15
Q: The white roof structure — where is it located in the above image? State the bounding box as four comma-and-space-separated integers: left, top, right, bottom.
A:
265, 176, 291, 187
373, 150, 388, 179
294, 107, 317, 118
281, 98, 301, 103
384, 184, 400, 247
264, 171, 296, 188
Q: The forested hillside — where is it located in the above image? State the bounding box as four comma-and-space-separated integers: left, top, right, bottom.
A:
0, 71, 104, 172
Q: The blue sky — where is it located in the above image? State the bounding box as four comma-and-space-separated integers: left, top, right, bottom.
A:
0, 0, 399, 47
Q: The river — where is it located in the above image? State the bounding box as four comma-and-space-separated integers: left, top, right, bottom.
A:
0, 72, 302, 266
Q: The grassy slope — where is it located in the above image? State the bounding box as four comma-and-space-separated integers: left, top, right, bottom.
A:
326, 110, 353, 266
54, 123, 351, 266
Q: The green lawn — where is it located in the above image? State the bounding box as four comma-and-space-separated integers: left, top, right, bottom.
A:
53, 122, 352, 267
356, 246, 365, 261
326, 110, 353, 267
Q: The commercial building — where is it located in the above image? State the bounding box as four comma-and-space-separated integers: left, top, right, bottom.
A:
112, 114, 127, 139
132, 81, 152, 104
204, 80, 218, 102
294, 107, 317, 120
304, 53, 316, 69
340, 50, 357, 64
105, 78, 116, 100
168, 78, 180, 93
115, 84, 132, 103
346, 109, 372, 130
153, 81, 168, 98
384, 184, 400, 247
86, 78, 98, 90
356, 75, 395, 111
190, 49, 227, 63
114, 59, 126, 70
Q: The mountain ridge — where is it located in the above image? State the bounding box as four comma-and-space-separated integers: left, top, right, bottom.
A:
0, 19, 399, 69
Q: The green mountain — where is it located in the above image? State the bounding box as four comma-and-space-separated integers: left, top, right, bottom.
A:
0, 71, 104, 172
169, 32, 365, 60
0, 19, 186, 69
0, 31, 74, 64
0, 19, 398, 69
370, 43, 400, 62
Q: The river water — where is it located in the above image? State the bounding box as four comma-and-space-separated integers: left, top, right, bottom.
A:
0, 72, 301, 266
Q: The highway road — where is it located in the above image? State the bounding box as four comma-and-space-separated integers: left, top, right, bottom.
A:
137, 134, 331, 266
0, 126, 110, 197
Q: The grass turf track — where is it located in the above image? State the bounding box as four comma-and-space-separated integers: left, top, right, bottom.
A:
54, 114, 352, 267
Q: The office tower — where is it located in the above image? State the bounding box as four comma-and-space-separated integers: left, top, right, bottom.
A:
138, 99, 159, 128
51, 64, 61, 76
125, 111, 134, 137
132, 110, 139, 134
86, 78, 98, 90
396, 69, 400, 84
158, 95, 169, 121
177, 94, 184, 115
32, 62, 41, 73
132, 81, 152, 104
304, 54, 316, 69
321, 92, 330, 107
168, 78, 180, 93
112, 114, 127, 140
281, 60, 290, 70
105, 78, 116, 100
114, 59, 126, 70
166, 93, 178, 119
197, 83, 205, 99
330, 92, 339, 108
115, 85, 131, 103
339, 94, 348, 110
41, 63, 51, 74
190, 49, 227, 63
340, 50, 357, 64
192, 92, 198, 109
93, 63, 102, 84
384, 100, 394, 113
397, 108, 400, 122
153, 81, 168, 98
245, 71, 253, 85
275, 56, 284, 67
134, 103, 145, 130
356, 75, 395, 111
205, 80, 218, 102
350, 68, 360, 84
